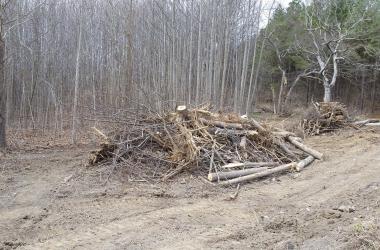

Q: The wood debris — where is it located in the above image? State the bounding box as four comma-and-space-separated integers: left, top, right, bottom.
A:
302, 102, 351, 135
89, 106, 322, 185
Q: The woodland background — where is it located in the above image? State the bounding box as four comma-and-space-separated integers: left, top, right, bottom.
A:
0, 0, 379, 145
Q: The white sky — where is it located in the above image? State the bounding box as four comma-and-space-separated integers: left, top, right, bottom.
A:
260, 0, 293, 27
264, 0, 293, 8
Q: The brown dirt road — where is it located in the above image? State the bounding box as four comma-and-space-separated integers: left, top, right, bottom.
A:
1, 129, 380, 249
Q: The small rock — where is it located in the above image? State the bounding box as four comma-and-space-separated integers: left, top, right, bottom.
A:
321, 210, 342, 219
337, 205, 355, 213
274, 240, 296, 250
22, 215, 31, 220
292, 173, 301, 179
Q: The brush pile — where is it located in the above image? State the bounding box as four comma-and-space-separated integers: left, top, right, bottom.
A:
89, 106, 322, 186
302, 102, 351, 136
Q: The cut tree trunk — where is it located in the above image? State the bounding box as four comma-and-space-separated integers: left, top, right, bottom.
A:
353, 119, 379, 126
208, 128, 258, 137
221, 162, 280, 169
366, 123, 380, 126
208, 167, 268, 182
219, 163, 296, 186
295, 155, 315, 171
287, 136, 323, 160
274, 140, 298, 159
199, 118, 243, 130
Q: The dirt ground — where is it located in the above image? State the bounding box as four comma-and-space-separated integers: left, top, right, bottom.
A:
1, 127, 380, 250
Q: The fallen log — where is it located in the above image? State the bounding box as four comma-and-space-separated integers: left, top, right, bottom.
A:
247, 118, 266, 132
208, 167, 268, 182
295, 155, 315, 171
219, 163, 296, 186
353, 119, 380, 126
199, 118, 243, 130
273, 131, 297, 138
274, 140, 298, 159
365, 122, 380, 126
221, 162, 280, 169
287, 136, 323, 160
208, 128, 258, 136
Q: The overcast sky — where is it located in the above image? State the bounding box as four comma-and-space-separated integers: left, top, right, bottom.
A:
260, 0, 294, 27
266, 0, 293, 8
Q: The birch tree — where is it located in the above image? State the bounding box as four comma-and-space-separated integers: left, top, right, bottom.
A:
71, 1, 83, 144
303, 0, 370, 102
0, 1, 6, 148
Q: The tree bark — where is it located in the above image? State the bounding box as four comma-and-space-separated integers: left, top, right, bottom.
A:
323, 85, 332, 102
71, 8, 83, 144
219, 163, 296, 186
221, 161, 279, 169
0, 32, 6, 148
195, 2, 202, 104
295, 155, 314, 171
219, 7, 230, 109
287, 136, 323, 160
208, 167, 268, 182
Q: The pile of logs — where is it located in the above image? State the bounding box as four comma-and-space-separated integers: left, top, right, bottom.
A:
302, 102, 351, 135
90, 106, 322, 186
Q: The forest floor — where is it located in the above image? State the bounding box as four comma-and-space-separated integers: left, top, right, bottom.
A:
1, 125, 380, 249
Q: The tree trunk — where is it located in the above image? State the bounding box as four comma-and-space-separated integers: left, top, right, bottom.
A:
245, 1, 261, 115
0, 34, 6, 148
219, 9, 230, 109
126, 0, 134, 105
195, 2, 202, 105
277, 67, 287, 114
323, 85, 332, 102
71, 11, 83, 144
187, 0, 193, 105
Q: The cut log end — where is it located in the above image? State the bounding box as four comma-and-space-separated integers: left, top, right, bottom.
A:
176, 105, 187, 112
295, 155, 315, 172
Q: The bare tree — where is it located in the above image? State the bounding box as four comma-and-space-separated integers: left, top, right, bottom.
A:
0, 0, 14, 148
303, 0, 367, 102
0, 0, 377, 136
71, 1, 83, 144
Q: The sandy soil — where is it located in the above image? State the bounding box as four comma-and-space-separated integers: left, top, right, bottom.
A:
1, 128, 380, 250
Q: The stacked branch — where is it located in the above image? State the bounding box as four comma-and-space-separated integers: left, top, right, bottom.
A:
302, 102, 351, 136
89, 106, 322, 185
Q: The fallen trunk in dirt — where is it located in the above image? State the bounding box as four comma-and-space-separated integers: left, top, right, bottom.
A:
89, 106, 322, 186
